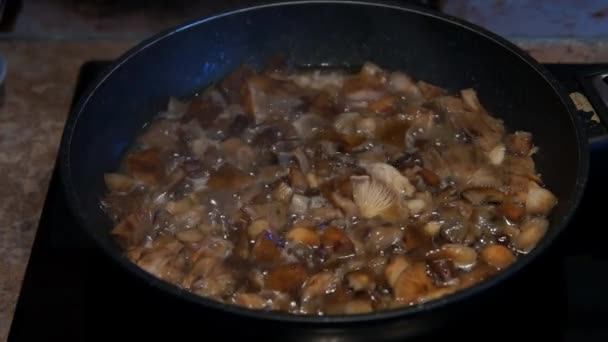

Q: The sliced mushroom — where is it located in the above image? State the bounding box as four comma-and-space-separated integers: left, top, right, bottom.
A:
220, 137, 256, 171
289, 167, 308, 193
329, 191, 359, 217
247, 219, 271, 240
384, 255, 411, 288
321, 226, 355, 257
393, 262, 435, 303
208, 163, 255, 190
497, 200, 525, 222
265, 263, 308, 294
427, 259, 459, 287
417, 168, 440, 187
388, 72, 422, 100
165, 197, 195, 215
487, 144, 506, 165
345, 269, 376, 292
104, 173, 136, 193
364, 163, 415, 197
344, 298, 374, 314
512, 217, 548, 253
286, 227, 321, 247
272, 182, 294, 204
243, 202, 288, 230
366, 226, 404, 253
127, 148, 165, 185
301, 271, 336, 301
480, 244, 516, 269
351, 176, 409, 222
423, 221, 442, 237
176, 228, 205, 243
309, 207, 343, 225
506, 131, 533, 156
111, 211, 150, 248
289, 194, 310, 215
525, 182, 558, 215
428, 244, 477, 270
251, 231, 282, 263
233, 293, 267, 309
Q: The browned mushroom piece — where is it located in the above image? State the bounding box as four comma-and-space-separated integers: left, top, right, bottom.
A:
251, 231, 282, 263
265, 263, 308, 295
321, 226, 356, 257
505, 131, 533, 156
345, 269, 376, 292
111, 211, 150, 248
301, 271, 336, 301
480, 244, 516, 270
126, 148, 166, 185
208, 163, 255, 190
392, 262, 435, 303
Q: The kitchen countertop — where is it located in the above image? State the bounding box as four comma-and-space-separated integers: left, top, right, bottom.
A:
0, 37, 607, 340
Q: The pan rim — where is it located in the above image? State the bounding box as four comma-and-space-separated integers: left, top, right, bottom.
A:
58, 0, 589, 325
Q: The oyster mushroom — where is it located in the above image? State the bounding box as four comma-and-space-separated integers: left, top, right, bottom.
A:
286, 227, 321, 247
364, 163, 415, 197
351, 176, 409, 222
512, 217, 549, 253
104, 173, 136, 193
525, 182, 558, 215
480, 244, 515, 270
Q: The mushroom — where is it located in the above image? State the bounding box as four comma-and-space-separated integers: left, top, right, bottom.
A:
104, 173, 136, 193
428, 244, 477, 270
388, 72, 422, 100
480, 244, 516, 270
384, 255, 411, 288
126, 148, 165, 185
487, 144, 506, 165
233, 293, 267, 309
251, 231, 282, 263
321, 226, 355, 256
310, 208, 343, 225
427, 259, 459, 287
265, 263, 308, 295
506, 131, 533, 156
525, 182, 558, 215
207, 163, 255, 190
248, 219, 271, 240
286, 227, 321, 247
111, 211, 150, 248
289, 194, 311, 215
345, 269, 376, 292
393, 262, 435, 303
344, 298, 374, 314
512, 217, 548, 253
272, 182, 294, 204
301, 271, 336, 301
176, 228, 205, 243
364, 163, 415, 197
351, 176, 409, 222
417, 168, 440, 187
220, 137, 256, 171
366, 226, 404, 253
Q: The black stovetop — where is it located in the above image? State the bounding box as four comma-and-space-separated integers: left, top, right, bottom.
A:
8, 62, 608, 341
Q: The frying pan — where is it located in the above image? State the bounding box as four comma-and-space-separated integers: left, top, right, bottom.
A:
58, 1, 595, 340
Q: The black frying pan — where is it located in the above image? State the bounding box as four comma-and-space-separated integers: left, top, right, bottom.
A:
58, 1, 591, 340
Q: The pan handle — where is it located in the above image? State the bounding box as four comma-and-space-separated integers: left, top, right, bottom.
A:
576, 69, 608, 144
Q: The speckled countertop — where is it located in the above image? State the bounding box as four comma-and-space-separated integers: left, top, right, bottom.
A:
0, 38, 607, 340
